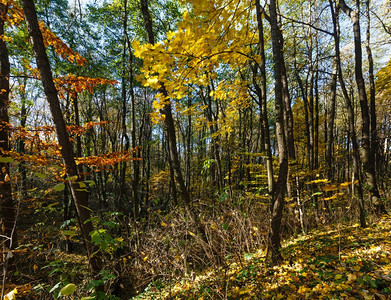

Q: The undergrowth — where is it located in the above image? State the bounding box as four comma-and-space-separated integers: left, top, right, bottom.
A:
135, 214, 391, 299
2, 190, 390, 299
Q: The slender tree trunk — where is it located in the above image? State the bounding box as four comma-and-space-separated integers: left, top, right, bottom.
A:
0, 2, 17, 280
266, 0, 289, 265
72, 92, 83, 175
339, 0, 383, 214
308, 62, 315, 170
365, 0, 385, 213
314, 53, 319, 171
330, 0, 366, 228
122, 2, 141, 218
255, 0, 274, 194
325, 60, 338, 181
17, 76, 28, 199
186, 97, 192, 188
294, 55, 311, 169
22, 0, 103, 276
140, 0, 191, 210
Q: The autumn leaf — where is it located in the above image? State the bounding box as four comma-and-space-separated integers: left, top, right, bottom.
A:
59, 283, 76, 296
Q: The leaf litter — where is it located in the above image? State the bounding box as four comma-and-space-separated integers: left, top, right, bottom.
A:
136, 214, 391, 299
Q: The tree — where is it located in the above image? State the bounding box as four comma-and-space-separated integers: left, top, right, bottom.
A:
254, 0, 274, 195
339, 0, 384, 214
139, 0, 192, 212
22, 0, 103, 279
266, 0, 290, 265
0, 1, 17, 283
329, 0, 366, 227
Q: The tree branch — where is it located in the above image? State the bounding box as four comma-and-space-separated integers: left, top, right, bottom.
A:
279, 14, 333, 36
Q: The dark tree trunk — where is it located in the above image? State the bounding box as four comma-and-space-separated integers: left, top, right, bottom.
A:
186, 97, 192, 188
294, 54, 311, 168
325, 61, 338, 181
0, 2, 17, 280
266, 0, 290, 265
314, 56, 319, 171
339, 0, 383, 214
140, 0, 191, 210
365, 0, 385, 213
17, 76, 28, 199
330, 0, 366, 228
22, 0, 103, 277
123, 0, 141, 218
255, 0, 274, 194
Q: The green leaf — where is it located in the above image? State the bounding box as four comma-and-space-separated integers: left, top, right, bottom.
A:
84, 180, 95, 186
62, 230, 77, 237
34, 172, 46, 178
65, 175, 78, 182
59, 283, 76, 296
0, 156, 14, 163
53, 183, 65, 192
78, 182, 86, 188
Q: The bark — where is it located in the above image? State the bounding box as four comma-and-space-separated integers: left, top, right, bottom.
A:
314, 58, 319, 170
17, 76, 28, 199
280, 43, 296, 161
140, 0, 191, 209
0, 2, 17, 277
266, 0, 289, 265
294, 54, 312, 168
339, 0, 383, 214
201, 83, 223, 190
365, 0, 385, 213
22, 0, 103, 276
123, 0, 141, 218
325, 61, 338, 181
186, 97, 192, 188
255, 0, 274, 194
330, 0, 366, 227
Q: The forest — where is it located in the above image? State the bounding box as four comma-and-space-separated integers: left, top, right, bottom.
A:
1, 0, 391, 298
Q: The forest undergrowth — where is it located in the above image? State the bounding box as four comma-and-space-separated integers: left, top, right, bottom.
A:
136, 213, 391, 299
2, 191, 391, 300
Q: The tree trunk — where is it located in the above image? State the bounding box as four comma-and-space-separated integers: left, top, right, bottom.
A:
140, 0, 191, 210
0, 2, 17, 281
22, 0, 103, 277
255, 0, 274, 195
122, 0, 141, 218
330, 0, 366, 228
339, 0, 383, 214
365, 0, 385, 213
314, 54, 319, 171
266, 0, 290, 265
17, 76, 28, 199
325, 61, 338, 181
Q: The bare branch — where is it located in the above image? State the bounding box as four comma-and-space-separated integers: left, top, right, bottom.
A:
279, 14, 333, 36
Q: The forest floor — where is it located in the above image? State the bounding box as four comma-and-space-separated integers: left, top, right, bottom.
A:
2, 214, 391, 299
135, 214, 391, 300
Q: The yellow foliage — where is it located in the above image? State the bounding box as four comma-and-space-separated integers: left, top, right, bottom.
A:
321, 184, 338, 192
133, 0, 259, 129
306, 179, 330, 185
